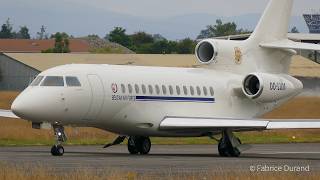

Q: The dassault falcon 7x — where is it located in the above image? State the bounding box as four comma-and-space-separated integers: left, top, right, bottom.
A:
1, 0, 320, 157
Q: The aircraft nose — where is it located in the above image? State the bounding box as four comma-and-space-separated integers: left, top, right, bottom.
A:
11, 94, 30, 119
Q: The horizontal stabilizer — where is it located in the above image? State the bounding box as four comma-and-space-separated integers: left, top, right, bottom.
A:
260, 39, 320, 51
160, 117, 320, 131
0, 109, 19, 119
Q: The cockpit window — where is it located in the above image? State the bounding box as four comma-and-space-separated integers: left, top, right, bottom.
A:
30, 76, 44, 86
66, 76, 81, 87
41, 76, 64, 86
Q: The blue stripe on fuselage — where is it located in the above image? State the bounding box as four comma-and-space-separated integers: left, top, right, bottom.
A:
135, 96, 215, 103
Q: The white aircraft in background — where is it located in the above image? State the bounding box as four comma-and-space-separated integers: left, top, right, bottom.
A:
1, 0, 320, 157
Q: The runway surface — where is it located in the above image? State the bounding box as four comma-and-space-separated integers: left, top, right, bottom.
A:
0, 144, 319, 174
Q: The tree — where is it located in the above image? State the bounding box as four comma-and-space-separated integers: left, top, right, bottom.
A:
150, 40, 170, 54
16, 26, 30, 39
197, 19, 250, 39
0, 18, 13, 39
87, 34, 100, 39
107, 27, 132, 48
37, 25, 48, 40
176, 38, 196, 54
291, 26, 299, 33
43, 32, 70, 53
153, 34, 166, 42
130, 31, 154, 46
149, 39, 178, 54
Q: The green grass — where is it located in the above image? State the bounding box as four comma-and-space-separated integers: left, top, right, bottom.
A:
1, 131, 320, 146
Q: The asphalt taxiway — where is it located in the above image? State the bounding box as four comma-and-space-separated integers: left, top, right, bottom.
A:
0, 144, 319, 173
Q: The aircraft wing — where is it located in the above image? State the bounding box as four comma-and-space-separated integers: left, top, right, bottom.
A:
0, 109, 19, 119
260, 39, 320, 51
159, 117, 320, 131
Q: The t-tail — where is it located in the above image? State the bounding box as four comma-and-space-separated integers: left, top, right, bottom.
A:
248, 0, 294, 43
195, 0, 320, 105
195, 0, 320, 75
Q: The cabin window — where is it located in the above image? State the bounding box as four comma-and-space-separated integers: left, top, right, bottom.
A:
190, 86, 195, 96
183, 86, 188, 95
66, 76, 81, 87
148, 85, 153, 94
135, 84, 140, 94
203, 87, 208, 96
121, 84, 126, 93
30, 76, 44, 86
162, 85, 167, 95
210, 87, 214, 96
142, 84, 146, 94
169, 85, 174, 95
128, 84, 133, 94
155, 85, 160, 95
41, 76, 64, 87
176, 86, 181, 95
196, 86, 201, 96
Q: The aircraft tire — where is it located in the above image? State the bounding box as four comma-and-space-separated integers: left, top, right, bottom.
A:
218, 137, 240, 157
127, 137, 139, 154
137, 137, 151, 155
51, 145, 64, 156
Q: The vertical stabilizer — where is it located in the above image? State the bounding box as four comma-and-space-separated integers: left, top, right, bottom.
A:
249, 0, 294, 43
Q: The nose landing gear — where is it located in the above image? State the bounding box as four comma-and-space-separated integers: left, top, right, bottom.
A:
51, 124, 67, 156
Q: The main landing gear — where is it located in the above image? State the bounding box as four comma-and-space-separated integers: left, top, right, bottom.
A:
127, 136, 151, 155
51, 124, 67, 156
217, 129, 242, 157
104, 136, 151, 155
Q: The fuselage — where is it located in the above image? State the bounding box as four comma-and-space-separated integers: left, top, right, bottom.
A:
11, 64, 280, 137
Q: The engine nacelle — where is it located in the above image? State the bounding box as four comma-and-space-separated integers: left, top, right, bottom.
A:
195, 39, 218, 64
242, 73, 303, 103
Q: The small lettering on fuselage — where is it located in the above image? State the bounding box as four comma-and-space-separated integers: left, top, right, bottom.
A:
112, 95, 136, 101
270, 82, 286, 91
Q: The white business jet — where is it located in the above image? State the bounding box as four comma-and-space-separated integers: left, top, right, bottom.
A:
1, 0, 320, 157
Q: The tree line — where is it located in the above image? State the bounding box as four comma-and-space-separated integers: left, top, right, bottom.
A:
0, 18, 300, 54
106, 27, 196, 54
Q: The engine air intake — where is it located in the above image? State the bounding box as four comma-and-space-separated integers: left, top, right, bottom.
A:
243, 74, 261, 97
195, 40, 217, 64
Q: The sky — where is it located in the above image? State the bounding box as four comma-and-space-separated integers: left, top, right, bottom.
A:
55, 0, 320, 17
1, 0, 319, 39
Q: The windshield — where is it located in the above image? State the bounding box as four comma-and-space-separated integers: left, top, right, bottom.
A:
41, 76, 64, 87
30, 76, 44, 86
66, 76, 81, 87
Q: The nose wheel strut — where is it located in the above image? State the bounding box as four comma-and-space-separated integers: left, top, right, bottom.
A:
51, 124, 67, 156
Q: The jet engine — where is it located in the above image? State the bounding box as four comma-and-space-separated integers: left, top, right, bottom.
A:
195, 39, 218, 64
242, 73, 303, 103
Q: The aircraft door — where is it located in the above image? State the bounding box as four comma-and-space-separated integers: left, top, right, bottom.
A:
84, 74, 105, 121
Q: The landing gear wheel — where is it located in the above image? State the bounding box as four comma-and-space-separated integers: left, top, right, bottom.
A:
218, 139, 229, 157
127, 136, 151, 155
138, 137, 151, 155
128, 137, 139, 154
51, 145, 64, 156
217, 130, 241, 157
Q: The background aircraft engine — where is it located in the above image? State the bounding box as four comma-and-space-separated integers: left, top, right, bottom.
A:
242, 73, 303, 103
195, 39, 218, 64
